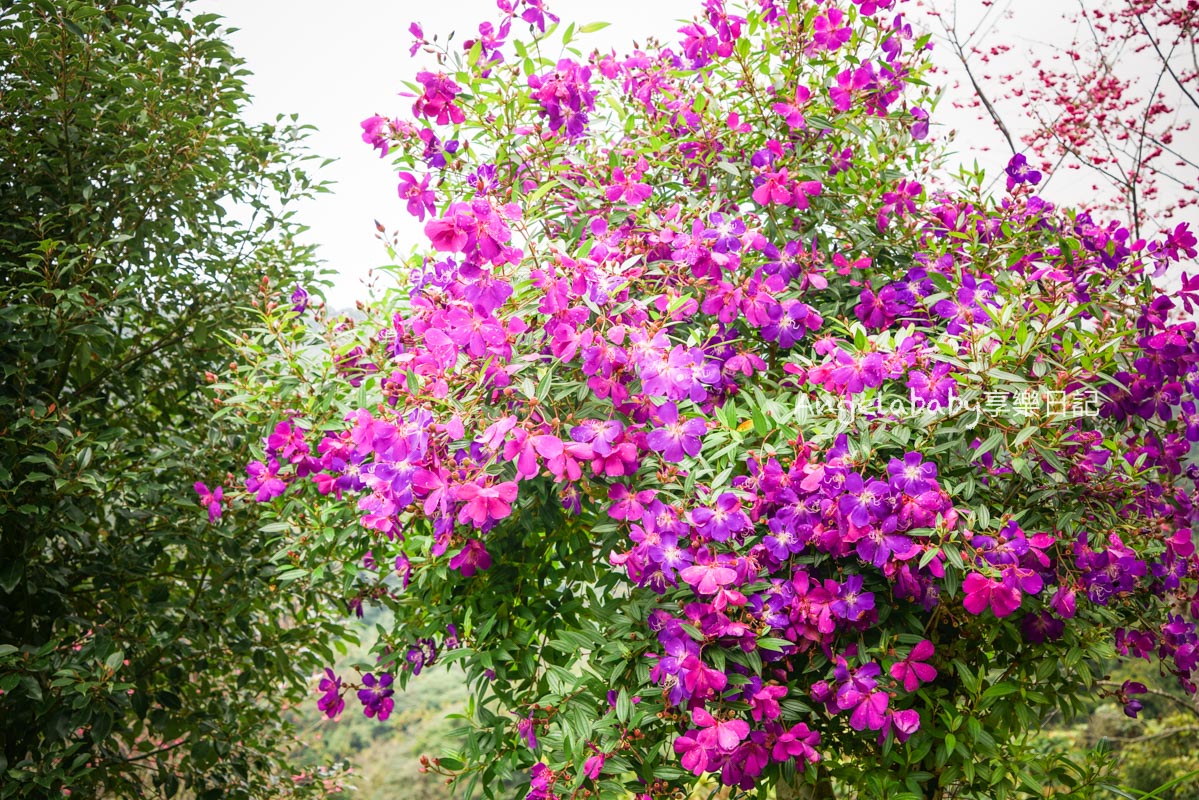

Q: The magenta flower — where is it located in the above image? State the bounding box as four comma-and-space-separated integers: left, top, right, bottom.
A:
413, 71, 466, 125
360, 115, 392, 157
752, 167, 791, 205
448, 538, 492, 577
830, 62, 876, 111
772, 722, 820, 765
881, 708, 921, 743
810, 8, 851, 51
605, 166, 652, 205
397, 172, 435, 221
772, 86, 810, 129
424, 203, 474, 252
889, 640, 936, 692
847, 688, 890, 731
517, 712, 538, 749
1160, 222, 1197, 262
193, 481, 224, 521
525, 763, 557, 800
582, 753, 605, 780
673, 729, 710, 775
749, 683, 787, 722
245, 459, 286, 502
692, 706, 749, 751
680, 654, 729, 699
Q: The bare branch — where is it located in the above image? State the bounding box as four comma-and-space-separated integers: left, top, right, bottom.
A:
1136, 12, 1199, 111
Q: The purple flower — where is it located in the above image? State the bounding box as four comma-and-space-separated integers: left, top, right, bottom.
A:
517, 712, 538, 749
909, 107, 929, 140
831, 574, 875, 621
406, 638, 437, 676
357, 672, 395, 720
1121, 680, 1148, 718
395, 553, 412, 588
290, 284, 309, 314
690, 493, 750, 542
528, 58, 596, 138
838, 473, 887, 528
1005, 153, 1042, 191
1021, 611, 1065, 644
646, 402, 706, 463
887, 452, 937, 495
317, 668, 345, 718
761, 300, 821, 349
856, 529, 914, 568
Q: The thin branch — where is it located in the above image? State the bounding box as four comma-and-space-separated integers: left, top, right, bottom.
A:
1136, 12, 1199, 111
1100, 724, 1199, 744
940, 13, 1017, 154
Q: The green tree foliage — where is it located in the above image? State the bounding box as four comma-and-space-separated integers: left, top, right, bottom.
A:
0, 2, 343, 796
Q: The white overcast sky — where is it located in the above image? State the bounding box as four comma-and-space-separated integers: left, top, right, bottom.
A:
195, 0, 700, 306
194, 0, 1194, 307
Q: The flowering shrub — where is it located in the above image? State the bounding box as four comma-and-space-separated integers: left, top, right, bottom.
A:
226, 0, 1199, 797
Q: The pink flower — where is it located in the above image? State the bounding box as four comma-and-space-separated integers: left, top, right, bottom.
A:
679, 550, 738, 595
424, 204, 474, 252
360, 115, 392, 157
962, 572, 1022, 617
692, 706, 749, 751
889, 640, 936, 692
772, 87, 810, 129
397, 172, 435, 221
453, 479, 518, 527
847, 688, 889, 731
582, 753, 605, 780
880, 708, 921, 743
771, 722, 820, 765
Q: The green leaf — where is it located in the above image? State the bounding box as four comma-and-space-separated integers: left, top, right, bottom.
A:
615, 688, 632, 724
0, 559, 23, 594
